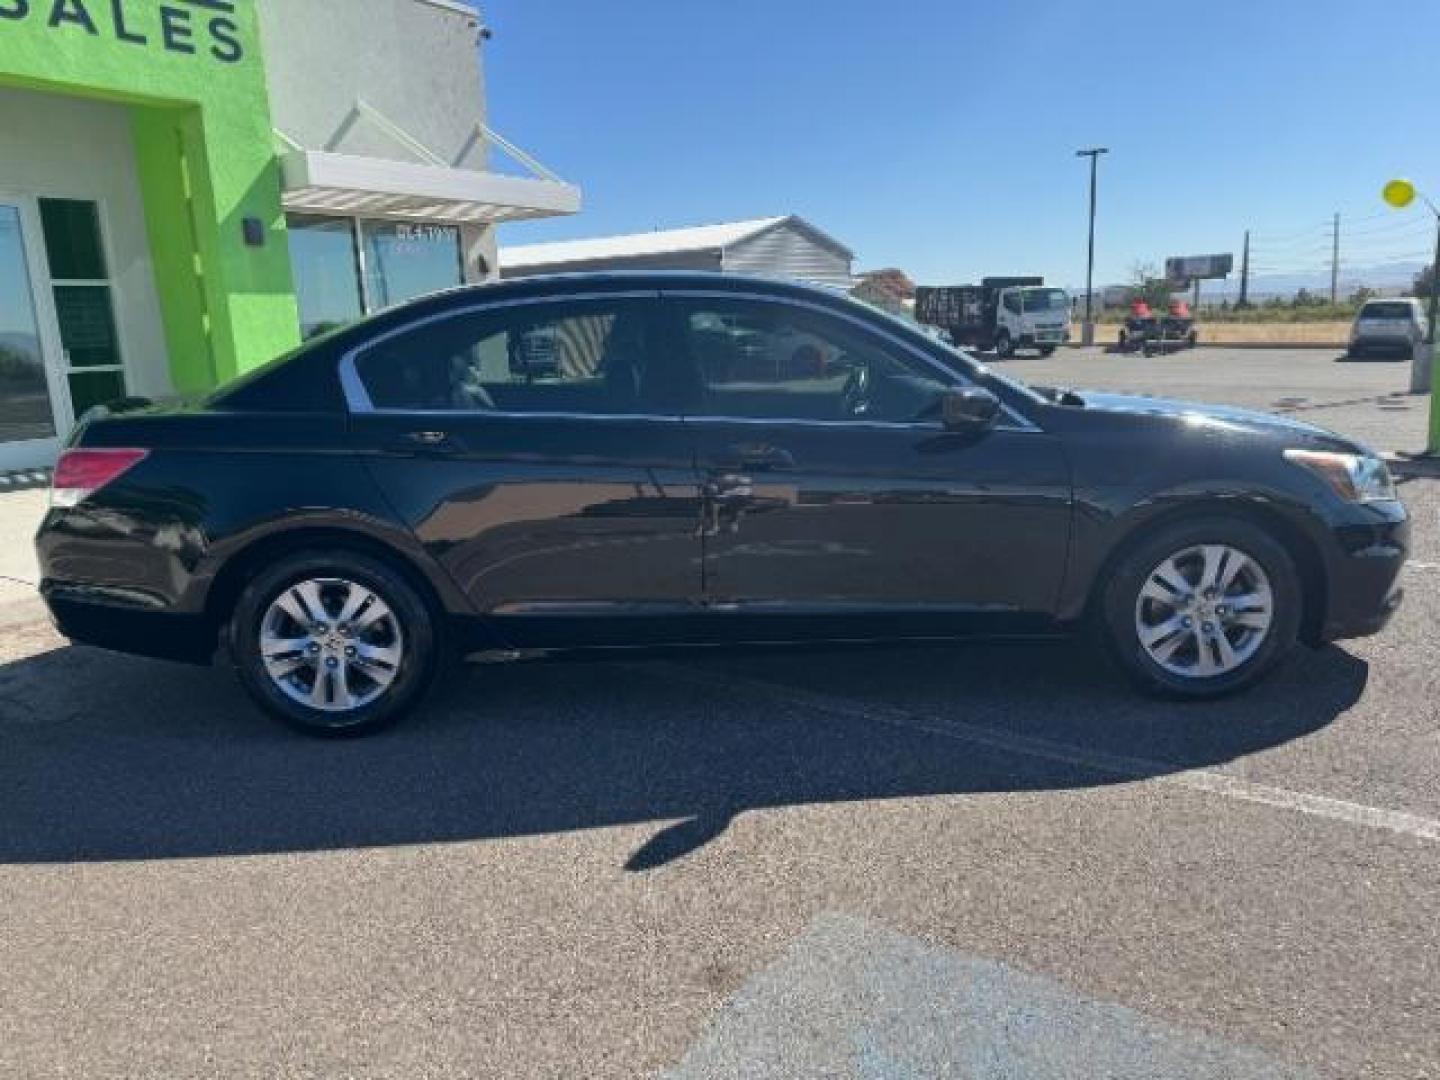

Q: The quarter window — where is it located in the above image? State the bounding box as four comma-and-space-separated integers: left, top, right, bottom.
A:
354, 299, 683, 415
674, 298, 955, 423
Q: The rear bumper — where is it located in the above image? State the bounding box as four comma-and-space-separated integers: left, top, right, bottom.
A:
1315, 501, 1409, 643
1350, 335, 1415, 351
40, 584, 216, 664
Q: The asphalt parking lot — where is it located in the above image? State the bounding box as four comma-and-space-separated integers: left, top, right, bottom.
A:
1, 347, 1437, 1078
1010, 343, 1429, 454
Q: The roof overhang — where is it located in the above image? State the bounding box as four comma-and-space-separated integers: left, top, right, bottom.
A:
279, 149, 581, 224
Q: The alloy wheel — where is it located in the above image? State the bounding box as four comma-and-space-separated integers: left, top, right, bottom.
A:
1133, 544, 1274, 679
259, 577, 404, 712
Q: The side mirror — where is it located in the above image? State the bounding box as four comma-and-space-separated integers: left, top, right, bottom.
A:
940, 386, 1001, 431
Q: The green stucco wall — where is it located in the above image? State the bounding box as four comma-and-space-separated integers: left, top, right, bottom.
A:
0, 0, 299, 389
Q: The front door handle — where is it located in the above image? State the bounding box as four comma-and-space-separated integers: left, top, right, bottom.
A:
391, 429, 460, 455
718, 443, 795, 472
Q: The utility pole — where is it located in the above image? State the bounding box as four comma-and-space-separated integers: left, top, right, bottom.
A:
1075, 147, 1108, 345
1238, 230, 1250, 308
1330, 212, 1340, 305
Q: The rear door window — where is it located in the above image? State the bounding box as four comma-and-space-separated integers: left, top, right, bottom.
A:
352, 297, 693, 415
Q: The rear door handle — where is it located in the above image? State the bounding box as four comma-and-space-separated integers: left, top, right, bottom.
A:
704, 473, 753, 501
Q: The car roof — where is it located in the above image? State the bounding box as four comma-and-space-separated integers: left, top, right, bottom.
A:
352, 271, 857, 335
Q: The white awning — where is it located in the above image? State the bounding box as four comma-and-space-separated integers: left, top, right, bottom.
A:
280, 149, 581, 224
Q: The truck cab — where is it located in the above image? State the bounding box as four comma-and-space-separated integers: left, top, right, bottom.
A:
993, 284, 1072, 357
914, 278, 1070, 358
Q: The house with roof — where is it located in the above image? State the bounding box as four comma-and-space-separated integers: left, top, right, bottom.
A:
498, 216, 854, 289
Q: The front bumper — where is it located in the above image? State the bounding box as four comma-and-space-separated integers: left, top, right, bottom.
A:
1314, 499, 1409, 643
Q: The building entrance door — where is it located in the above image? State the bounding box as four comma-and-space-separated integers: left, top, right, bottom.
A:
0, 199, 66, 473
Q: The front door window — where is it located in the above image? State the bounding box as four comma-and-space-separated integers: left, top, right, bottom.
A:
0, 202, 59, 449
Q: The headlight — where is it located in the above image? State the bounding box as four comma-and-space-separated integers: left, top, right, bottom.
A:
1284, 449, 1397, 502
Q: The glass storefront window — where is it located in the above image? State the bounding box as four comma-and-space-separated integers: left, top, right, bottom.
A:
285, 215, 465, 338
66, 370, 127, 418
361, 221, 463, 310
37, 197, 126, 420
38, 199, 108, 281
0, 204, 57, 444
287, 215, 365, 340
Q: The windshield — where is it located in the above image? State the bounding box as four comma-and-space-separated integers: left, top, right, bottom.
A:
1021, 287, 1069, 313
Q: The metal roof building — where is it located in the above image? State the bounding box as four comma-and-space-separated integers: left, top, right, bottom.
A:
498, 215, 854, 288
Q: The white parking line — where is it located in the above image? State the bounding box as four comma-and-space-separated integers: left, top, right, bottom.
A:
1406, 561, 1440, 571
662, 666, 1440, 844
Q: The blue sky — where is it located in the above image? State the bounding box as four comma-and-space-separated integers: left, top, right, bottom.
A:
482, 0, 1440, 289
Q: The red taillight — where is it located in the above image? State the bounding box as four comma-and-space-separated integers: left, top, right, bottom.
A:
50, 448, 149, 508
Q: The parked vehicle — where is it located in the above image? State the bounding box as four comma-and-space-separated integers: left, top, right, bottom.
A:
915, 277, 1070, 358
1162, 298, 1198, 347
1348, 297, 1428, 358
36, 273, 1407, 735
1115, 299, 1159, 353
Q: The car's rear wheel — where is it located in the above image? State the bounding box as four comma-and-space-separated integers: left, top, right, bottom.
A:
229, 550, 439, 735
1101, 517, 1301, 698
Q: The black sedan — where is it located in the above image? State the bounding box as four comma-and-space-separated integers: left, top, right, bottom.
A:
35, 273, 1408, 734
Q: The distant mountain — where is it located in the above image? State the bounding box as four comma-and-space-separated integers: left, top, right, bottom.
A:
0, 332, 41, 362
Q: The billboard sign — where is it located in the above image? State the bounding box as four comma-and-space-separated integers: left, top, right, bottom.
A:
1165, 254, 1233, 283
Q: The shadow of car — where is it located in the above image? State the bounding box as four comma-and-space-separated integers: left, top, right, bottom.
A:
0, 635, 1367, 870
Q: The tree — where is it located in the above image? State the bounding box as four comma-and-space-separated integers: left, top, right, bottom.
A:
1413, 264, 1436, 299
1349, 286, 1377, 306
1127, 261, 1172, 310
855, 267, 916, 301
851, 268, 916, 314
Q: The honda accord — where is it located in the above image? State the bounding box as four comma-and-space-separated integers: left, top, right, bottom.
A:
35, 273, 1408, 734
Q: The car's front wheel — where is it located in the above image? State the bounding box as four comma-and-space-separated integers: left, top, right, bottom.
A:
1101, 517, 1301, 698
229, 549, 439, 735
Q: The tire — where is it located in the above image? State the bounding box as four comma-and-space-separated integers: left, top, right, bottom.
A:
1038, 345, 1057, 357
1187, 331, 1198, 348
1117, 330, 1129, 350
994, 331, 1014, 359
228, 549, 441, 735
1100, 516, 1301, 699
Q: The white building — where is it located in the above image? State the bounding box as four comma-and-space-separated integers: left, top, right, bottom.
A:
499, 216, 854, 288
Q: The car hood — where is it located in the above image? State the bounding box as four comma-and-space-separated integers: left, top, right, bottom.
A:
1069, 390, 1367, 452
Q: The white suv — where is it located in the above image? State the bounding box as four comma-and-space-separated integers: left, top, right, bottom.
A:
1349, 298, 1428, 358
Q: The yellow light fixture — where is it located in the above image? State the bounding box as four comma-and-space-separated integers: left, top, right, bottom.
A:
1382, 178, 1416, 209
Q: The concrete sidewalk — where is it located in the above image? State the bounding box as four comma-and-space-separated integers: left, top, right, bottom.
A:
0, 488, 45, 621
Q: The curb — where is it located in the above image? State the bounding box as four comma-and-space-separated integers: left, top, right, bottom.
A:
1384, 452, 1440, 479
0, 468, 51, 493
1062, 342, 1346, 351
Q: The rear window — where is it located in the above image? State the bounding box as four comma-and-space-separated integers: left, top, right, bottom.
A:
1360, 302, 1413, 320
